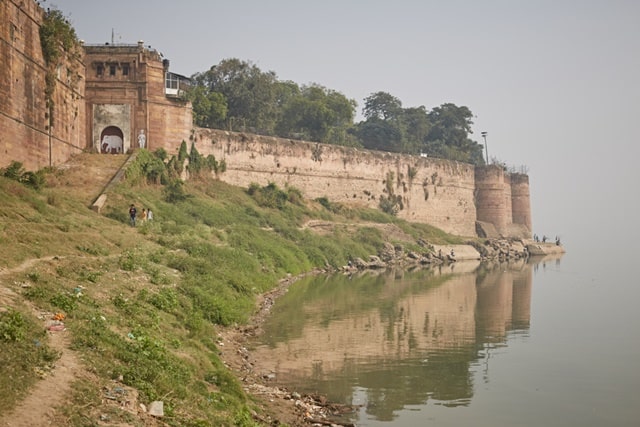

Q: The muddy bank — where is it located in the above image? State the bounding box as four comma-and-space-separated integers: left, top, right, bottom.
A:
217, 269, 359, 426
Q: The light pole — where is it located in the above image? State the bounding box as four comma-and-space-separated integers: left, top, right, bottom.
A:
481, 131, 488, 164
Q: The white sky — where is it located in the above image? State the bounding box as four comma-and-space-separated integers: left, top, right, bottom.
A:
51, 0, 640, 247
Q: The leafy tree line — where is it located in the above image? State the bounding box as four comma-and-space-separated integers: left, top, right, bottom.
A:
189, 59, 486, 165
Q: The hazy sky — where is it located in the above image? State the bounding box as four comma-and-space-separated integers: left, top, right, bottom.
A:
51, 0, 640, 249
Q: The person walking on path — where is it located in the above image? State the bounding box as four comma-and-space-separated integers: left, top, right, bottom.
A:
129, 204, 137, 227
147, 208, 154, 222
141, 208, 147, 223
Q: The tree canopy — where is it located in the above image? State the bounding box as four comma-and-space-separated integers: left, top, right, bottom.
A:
189, 60, 486, 165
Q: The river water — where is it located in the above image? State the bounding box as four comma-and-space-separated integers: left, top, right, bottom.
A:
249, 245, 640, 426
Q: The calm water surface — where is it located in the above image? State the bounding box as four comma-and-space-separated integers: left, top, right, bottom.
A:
250, 245, 640, 426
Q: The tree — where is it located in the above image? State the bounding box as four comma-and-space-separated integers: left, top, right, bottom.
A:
422, 103, 485, 165
191, 59, 280, 134
362, 92, 403, 121
356, 92, 405, 152
354, 118, 403, 152
276, 84, 356, 143
400, 106, 430, 154
188, 86, 227, 128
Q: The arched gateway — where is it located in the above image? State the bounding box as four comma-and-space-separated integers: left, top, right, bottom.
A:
100, 126, 124, 154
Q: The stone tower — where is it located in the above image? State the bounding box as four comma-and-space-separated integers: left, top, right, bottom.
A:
83, 41, 192, 155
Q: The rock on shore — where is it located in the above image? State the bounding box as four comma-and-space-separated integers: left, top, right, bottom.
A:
341, 238, 565, 272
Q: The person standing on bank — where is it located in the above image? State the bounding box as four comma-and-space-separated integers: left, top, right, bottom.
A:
147, 208, 154, 222
129, 204, 137, 226
141, 208, 147, 223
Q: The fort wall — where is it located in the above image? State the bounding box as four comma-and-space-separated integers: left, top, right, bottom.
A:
0, 0, 532, 239
0, 0, 85, 170
195, 129, 482, 236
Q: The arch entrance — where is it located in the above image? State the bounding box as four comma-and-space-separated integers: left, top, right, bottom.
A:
100, 126, 124, 154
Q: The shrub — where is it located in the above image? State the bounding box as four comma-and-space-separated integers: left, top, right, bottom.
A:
0, 309, 26, 342
247, 182, 288, 209
163, 179, 190, 203
50, 292, 78, 312
1, 161, 25, 181
1, 162, 46, 190
379, 194, 403, 216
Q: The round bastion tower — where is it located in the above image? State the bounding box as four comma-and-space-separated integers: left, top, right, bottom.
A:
510, 173, 532, 234
475, 165, 509, 236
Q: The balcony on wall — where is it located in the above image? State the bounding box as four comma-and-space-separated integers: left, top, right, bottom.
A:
165, 71, 191, 99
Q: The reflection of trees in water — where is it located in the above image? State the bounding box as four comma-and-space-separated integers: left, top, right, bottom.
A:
253, 260, 550, 421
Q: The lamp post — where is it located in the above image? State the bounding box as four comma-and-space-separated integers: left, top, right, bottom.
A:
481, 131, 488, 165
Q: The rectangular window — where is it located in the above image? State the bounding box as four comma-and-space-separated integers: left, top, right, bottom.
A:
109, 64, 116, 76
97, 64, 104, 76
122, 63, 130, 76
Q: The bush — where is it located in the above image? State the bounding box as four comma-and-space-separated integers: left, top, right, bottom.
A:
379, 194, 403, 216
0, 309, 26, 342
247, 182, 289, 209
163, 179, 190, 203
1, 162, 46, 190
1, 161, 25, 181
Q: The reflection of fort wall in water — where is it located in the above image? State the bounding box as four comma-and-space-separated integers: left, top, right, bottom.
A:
252, 261, 534, 377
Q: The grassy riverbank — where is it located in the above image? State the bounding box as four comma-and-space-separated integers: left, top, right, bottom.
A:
0, 153, 463, 426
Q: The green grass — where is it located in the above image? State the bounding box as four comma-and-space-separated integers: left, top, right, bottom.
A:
0, 307, 59, 413
0, 156, 464, 425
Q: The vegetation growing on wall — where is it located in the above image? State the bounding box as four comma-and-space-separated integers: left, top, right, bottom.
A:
40, 9, 78, 65
124, 143, 227, 205
39, 8, 81, 127
379, 171, 404, 216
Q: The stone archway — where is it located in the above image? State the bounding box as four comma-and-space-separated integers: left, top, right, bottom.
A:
100, 126, 124, 154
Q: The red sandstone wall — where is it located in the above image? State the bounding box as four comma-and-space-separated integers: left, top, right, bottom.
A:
194, 128, 479, 236
83, 43, 191, 154
0, 0, 85, 170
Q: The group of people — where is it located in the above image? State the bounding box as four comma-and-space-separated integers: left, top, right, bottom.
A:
533, 234, 561, 246
129, 204, 153, 227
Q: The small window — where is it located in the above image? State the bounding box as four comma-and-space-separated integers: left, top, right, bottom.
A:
97, 64, 104, 76
109, 64, 116, 76
122, 63, 130, 76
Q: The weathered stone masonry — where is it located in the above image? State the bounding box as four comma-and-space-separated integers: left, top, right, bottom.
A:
83, 42, 191, 155
1, 0, 85, 170
0, 0, 532, 238
192, 129, 532, 238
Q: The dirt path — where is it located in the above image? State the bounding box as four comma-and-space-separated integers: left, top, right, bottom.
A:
0, 331, 79, 427
0, 258, 82, 427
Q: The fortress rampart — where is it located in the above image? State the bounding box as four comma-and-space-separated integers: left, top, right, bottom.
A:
0, 0, 532, 238
193, 129, 532, 238
1, 0, 86, 170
